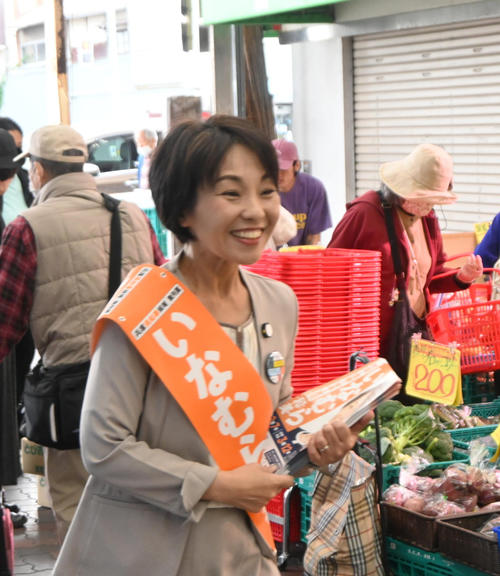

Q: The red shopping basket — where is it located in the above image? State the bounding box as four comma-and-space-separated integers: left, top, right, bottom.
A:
426, 259, 500, 373
427, 297, 500, 374
429, 282, 491, 311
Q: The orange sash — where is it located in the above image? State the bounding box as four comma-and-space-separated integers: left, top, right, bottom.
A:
92, 264, 276, 550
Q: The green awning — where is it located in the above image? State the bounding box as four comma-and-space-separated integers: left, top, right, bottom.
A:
200, 0, 347, 25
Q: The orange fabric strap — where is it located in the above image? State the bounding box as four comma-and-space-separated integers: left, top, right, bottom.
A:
92, 264, 275, 549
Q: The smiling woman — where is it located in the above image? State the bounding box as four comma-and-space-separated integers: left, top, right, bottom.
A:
181, 144, 280, 269
53, 115, 371, 576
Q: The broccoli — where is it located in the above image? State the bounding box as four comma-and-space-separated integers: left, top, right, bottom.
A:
376, 400, 404, 423
390, 410, 436, 454
358, 425, 398, 464
425, 430, 454, 462
392, 404, 430, 420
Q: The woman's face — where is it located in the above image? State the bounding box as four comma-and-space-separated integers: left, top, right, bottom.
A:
182, 144, 280, 266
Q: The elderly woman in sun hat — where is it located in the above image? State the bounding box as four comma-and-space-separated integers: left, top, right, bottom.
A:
328, 143, 482, 395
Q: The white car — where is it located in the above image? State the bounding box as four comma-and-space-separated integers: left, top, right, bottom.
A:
86, 130, 163, 194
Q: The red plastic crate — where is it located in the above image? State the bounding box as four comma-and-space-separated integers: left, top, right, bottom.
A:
266, 487, 301, 543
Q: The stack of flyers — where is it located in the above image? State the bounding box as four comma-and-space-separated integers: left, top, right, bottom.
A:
261, 357, 401, 475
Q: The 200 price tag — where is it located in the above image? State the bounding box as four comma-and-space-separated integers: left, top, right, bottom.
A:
474, 221, 491, 244
490, 425, 500, 463
405, 337, 462, 405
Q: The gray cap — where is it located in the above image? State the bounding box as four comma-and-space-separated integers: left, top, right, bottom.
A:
14, 124, 88, 164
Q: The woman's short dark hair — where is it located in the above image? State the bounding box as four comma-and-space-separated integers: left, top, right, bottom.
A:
0, 117, 22, 135
149, 114, 279, 244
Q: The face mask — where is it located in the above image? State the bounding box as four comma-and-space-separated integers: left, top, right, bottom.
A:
401, 199, 434, 218
138, 146, 152, 157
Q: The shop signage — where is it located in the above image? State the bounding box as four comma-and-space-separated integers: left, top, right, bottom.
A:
201, 0, 347, 25
405, 337, 462, 406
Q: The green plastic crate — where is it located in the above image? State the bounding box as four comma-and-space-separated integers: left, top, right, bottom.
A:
143, 207, 172, 258
448, 425, 498, 462
468, 398, 500, 419
382, 450, 469, 492
295, 473, 316, 544
462, 372, 496, 404
294, 472, 316, 495
298, 487, 312, 544
386, 537, 488, 576
387, 537, 488, 576
444, 400, 500, 458
448, 425, 497, 445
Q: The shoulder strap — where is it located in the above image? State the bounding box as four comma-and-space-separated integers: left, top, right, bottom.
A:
378, 190, 404, 284
101, 193, 122, 299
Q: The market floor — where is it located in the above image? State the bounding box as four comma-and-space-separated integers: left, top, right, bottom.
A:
4, 475, 58, 575
4, 474, 305, 575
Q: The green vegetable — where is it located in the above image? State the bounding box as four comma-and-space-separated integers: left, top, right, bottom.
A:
392, 404, 430, 420
377, 400, 404, 422
359, 425, 399, 464
389, 410, 436, 454
402, 445, 434, 463
425, 430, 454, 462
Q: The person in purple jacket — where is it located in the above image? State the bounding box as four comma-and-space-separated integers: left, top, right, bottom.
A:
474, 213, 500, 268
272, 139, 332, 246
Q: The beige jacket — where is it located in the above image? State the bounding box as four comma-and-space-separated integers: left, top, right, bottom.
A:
23, 172, 154, 366
53, 255, 298, 576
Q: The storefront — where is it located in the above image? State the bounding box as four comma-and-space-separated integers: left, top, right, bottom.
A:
202, 0, 500, 232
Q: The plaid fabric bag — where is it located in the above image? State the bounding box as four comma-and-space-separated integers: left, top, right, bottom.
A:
303, 451, 384, 576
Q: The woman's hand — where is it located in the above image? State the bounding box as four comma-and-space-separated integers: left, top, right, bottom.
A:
457, 254, 483, 283
307, 411, 374, 467
202, 463, 294, 513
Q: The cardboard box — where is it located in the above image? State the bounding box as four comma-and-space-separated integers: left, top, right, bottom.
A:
441, 232, 477, 267
37, 475, 52, 508
21, 437, 45, 476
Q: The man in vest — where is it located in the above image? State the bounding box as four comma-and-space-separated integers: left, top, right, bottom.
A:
0, 124, 165, 543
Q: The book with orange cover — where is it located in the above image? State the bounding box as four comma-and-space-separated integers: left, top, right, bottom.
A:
262, 357, 401, 475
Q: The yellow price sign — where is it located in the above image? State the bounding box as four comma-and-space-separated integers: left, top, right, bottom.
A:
491, 425, 500, 462
474, 221, 491, 244
405, 338, 462, 405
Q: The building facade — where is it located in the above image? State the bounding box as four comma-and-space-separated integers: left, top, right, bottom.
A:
1, 0, 213, 140
204, 0, 500, 233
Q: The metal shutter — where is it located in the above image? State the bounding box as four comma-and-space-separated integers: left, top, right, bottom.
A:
353, 19, 500, 232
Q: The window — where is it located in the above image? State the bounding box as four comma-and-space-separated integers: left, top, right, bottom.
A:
116, 9, 129, 55
67, 13, 107, 64
18, 24, 45, 64
181, 0, 209, 53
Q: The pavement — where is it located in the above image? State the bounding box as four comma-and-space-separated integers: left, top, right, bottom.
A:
4, 474, 59, 575
4, 473, 305, 575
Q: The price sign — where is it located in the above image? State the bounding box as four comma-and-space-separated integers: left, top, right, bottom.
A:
474, 221, 491, 244
405, 338, 462, 405
490, 425, 500, 463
